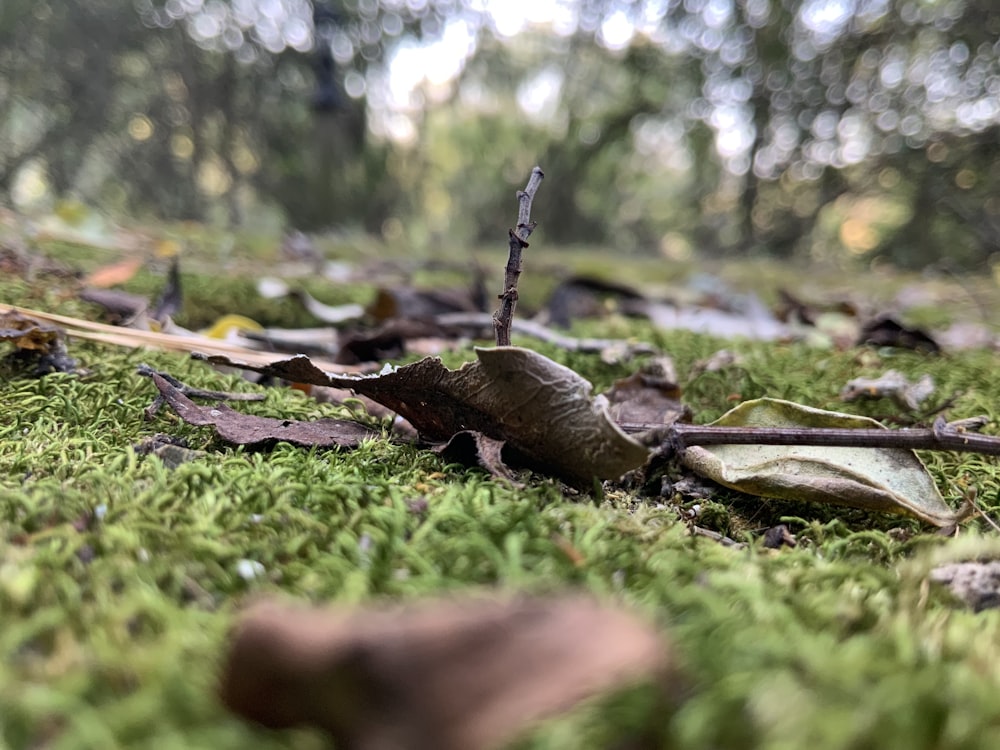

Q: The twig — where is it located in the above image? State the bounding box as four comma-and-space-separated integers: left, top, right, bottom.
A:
0, 303, 363, 373
493, 167, 544, 346
659, 416, 1000, 457
689, 525, 745, 548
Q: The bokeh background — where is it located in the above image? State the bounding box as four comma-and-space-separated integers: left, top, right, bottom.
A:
3, 0, 1000, 268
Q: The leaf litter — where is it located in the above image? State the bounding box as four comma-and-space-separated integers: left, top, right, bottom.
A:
190, 346, 650, 484
219, 595, 674, 750
680, 398, 961, 526
143, 369, 378, 450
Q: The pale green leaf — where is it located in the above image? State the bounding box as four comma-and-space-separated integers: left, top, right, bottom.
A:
681, 398, 958, 526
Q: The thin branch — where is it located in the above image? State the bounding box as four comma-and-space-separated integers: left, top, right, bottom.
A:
493, 167, 544, 346
661, 416, 1000, 457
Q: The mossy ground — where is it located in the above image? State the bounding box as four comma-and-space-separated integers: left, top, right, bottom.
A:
4, 224, 1000, 749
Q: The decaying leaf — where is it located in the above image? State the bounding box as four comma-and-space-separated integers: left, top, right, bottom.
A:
80, 287, 149, 322
433, 430, 519, 483
858, 316, 940, 353
0, 310, 62, 351
604, 356, 690, 440
151, 256, 183, 323
681, 398, 959, 526
541, 275, 648, 328
219, 595, 672, 750
645, 295, 790, 341
368, 285, 481, 322
194, 347, 651, 483
0, 309, 77, 374
148, 373, 378, 449
82, 255, 144, 288
840, 370, 935, 411
290, 289, 366, 325
336, 319, 462, 365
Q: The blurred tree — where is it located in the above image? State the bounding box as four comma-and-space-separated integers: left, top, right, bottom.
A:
4, 0, 1000, 268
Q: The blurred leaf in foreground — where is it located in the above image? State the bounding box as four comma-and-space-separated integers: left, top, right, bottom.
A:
220, 595, 673, 750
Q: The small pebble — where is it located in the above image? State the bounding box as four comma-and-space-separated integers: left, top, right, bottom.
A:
237, 559, 266, 581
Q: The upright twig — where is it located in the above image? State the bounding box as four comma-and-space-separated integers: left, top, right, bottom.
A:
494, 167, 544, 346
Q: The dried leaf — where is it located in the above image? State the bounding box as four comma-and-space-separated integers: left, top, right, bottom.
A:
149, 373, 377, 449
219, 595, 672, 750
604, 357, 690, 439
433, 430, 519, 483
681, 398, 959, 526
542, 275, 647, 328
0, 310, 76, 374
368, 285, 480, 322
195, 347, 651, 482
83, 256, 143, 287
858, 316, 940, 353
840, 370, 935, 411
0, 310, 62, 351
336, 319, 461, 365
290, 289, 366, 325
79, 287, 149, 321
151, 256, 182, 322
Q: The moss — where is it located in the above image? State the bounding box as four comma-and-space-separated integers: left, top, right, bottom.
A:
5, 238, 1000, 749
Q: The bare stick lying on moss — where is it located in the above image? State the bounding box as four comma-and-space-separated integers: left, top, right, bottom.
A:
493, 167, 544, 347
660, 416, 1000, 456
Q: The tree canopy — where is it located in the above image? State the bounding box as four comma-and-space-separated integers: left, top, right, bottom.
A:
3, 0, 1000, 267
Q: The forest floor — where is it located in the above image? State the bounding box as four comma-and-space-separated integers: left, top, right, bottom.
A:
4, 211, 1000, 749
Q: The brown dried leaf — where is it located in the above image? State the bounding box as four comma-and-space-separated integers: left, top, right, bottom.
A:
368, 285, 480, 322
83, 256, 144, 287
149, 373, 377, 449
0, 310, 76, 374
433, 430, 519, 483
0, 310, 62, 351
605, 357, 690, 439
219, 596, 672, 750
195, 347, 651, 482
79, 287, 149, 321
541, 275, 647, 328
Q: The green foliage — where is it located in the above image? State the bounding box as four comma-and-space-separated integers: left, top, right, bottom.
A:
6, 2, 1000, 266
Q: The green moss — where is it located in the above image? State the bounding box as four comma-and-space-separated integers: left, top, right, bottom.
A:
6, 240, 1000, 749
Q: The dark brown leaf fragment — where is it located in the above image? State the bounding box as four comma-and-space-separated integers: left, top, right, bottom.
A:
858, 316, 940, 353
0, 310, 76, 374
433, 430, 519, 483
219, 595, 672, 750
762, 524, 797, 549
195, 347, 650, 483
149, 373, 377, 449
604, 357, 690, 440
542, 275, 648, 328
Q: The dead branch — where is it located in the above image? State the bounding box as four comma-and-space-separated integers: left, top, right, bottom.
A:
493, 167, 544, 346
660, 415, 1000, 457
